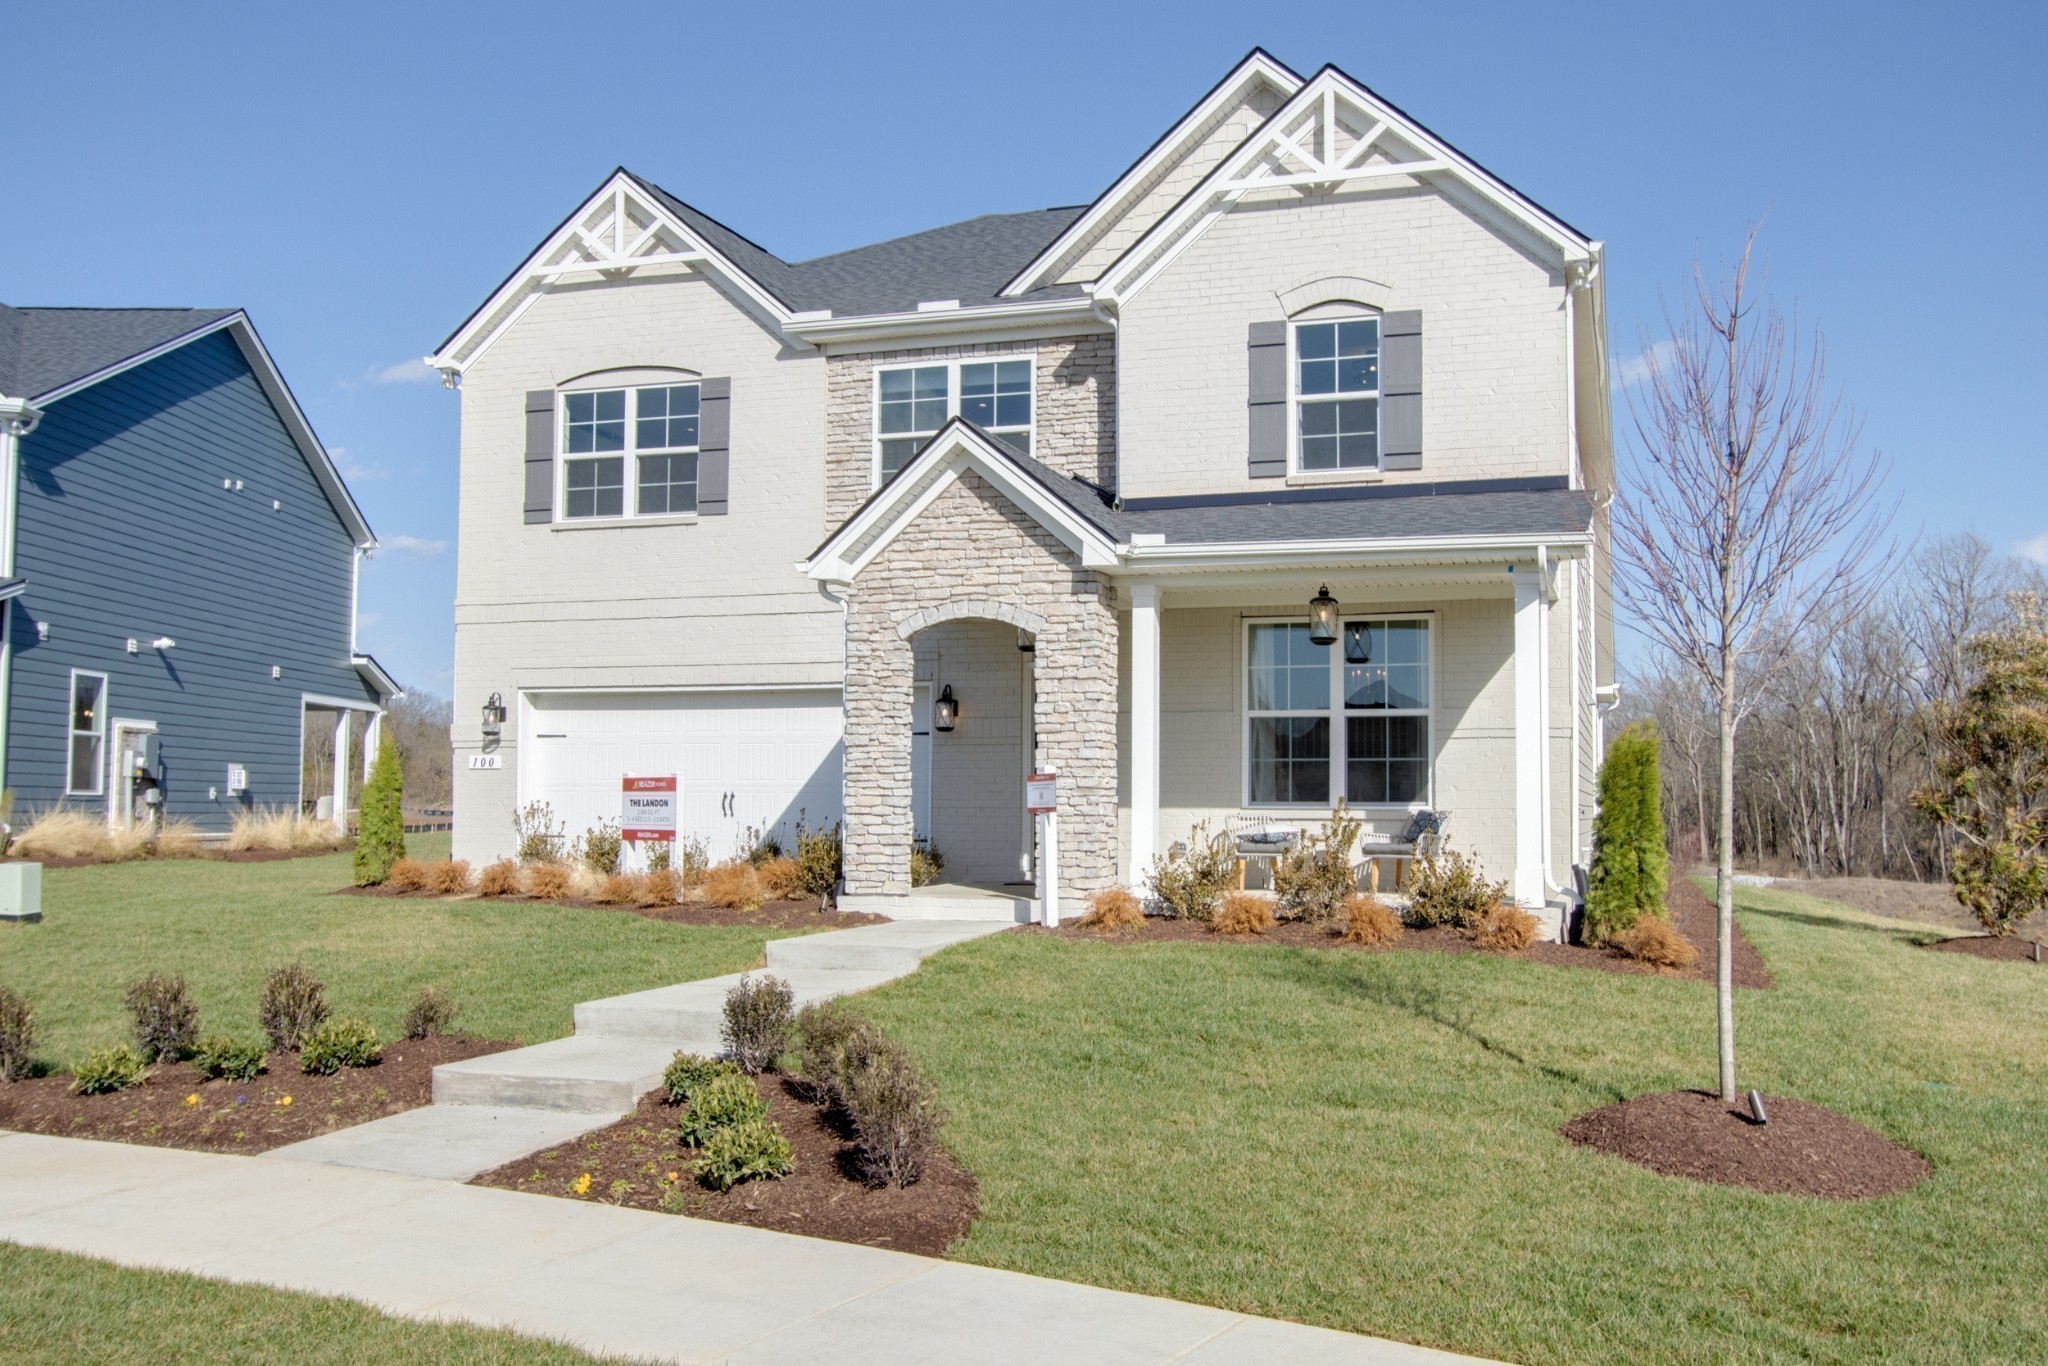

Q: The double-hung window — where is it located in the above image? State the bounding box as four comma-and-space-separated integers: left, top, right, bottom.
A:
68, 670, 107, 797
1294, 317, 1380, 472
874, 357, 1032, 486
1246, 617, 1431, 806
562, 383, 700, 520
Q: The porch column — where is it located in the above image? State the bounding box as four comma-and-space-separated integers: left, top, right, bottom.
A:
361, 709, 383, 782
1512, 565, 1547, 908
1127, 583, 1162, 889
331, 710, 352, 835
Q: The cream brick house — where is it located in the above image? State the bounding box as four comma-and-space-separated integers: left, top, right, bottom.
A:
431, 51, 1614, 933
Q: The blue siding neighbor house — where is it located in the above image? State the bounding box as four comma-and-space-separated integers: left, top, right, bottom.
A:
0, 305, 394, 834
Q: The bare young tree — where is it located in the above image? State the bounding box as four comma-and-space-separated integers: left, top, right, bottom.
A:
1615, 224, 1892, 1102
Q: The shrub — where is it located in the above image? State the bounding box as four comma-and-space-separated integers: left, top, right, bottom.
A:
582, 821, 623, 875
1613, 915, 1698, 970
596, 872, 639, 905
644, 839, 672, 872
151, 820, 207, 859
909, 842, 945, 888
693, 1117, 794, 1190
721, 974, 794, 1074
1147, 822, 1237, 922
477, 859, 520, 896
0, 985, 39, 1081
353, 728, 406, 885
757, 856, 801, 901
511, 801, 566, 865
1585, 722, 1668, 942
386, 857, 430, 891
258, 962, 329, 1051
300, 1017, 382, 1074
1211, 891, 1275, 936
1405, 845, 1510, 929
124, 973, 200, 1062
1273, 803, 1363, 921
676, 837, 710, 888
1471, 903, 1541, 952
636, 867, 680, 906
793, 1000, 870, 1100
192, 1034, 266, 1082
676, 1068, 768, 1146
700, 860, 764, 910
662, 1051, 742, 1106
427, 859, 473, 895
842, 1037, 947, 1188
791, 816, 842, 899
401, 986, 459, 1039
1339, 893, 1402, 947
523, 862, 572, 900
1076, 886, 1145, 933
741, 823, 784, 866
72, 1044, 147, 1095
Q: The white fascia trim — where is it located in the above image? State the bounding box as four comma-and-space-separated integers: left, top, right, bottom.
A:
521, 682, 844, 696
1114, 531, 1593, 570
1094, 68, 1594, 310
1000, 51, 1305, 298
301, 691, 384, 713
430, 171, 798, 375
784, 298, 1105, 349
352, 654, 403, 700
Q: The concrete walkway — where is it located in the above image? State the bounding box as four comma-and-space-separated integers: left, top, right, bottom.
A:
0, 1131, 1487, 1365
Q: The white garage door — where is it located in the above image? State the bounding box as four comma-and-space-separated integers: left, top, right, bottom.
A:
523, 690, 843, 863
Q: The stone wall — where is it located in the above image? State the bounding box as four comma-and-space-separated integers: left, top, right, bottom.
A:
842, 469, 1118, 902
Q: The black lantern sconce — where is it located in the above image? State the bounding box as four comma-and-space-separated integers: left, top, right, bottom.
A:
933, 684, 959, 733
1308, 585, 1340, 646
480, 692, 507, 737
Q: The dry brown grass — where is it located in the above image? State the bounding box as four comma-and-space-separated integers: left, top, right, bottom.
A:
636, 868, 681, 906
1338, 893, 1402, 947
699, 860, 765, 910
596, 872, 640, 905
386, 857, 430, 891
1076, 886, 1146, 934
1211, 891, 1276, 936
12, 810, 129, 861
151, 820, 208, 859
757, 856, 801, 901
523, 862, 572, 901
1613, 915, 1698, 970
476, 859, 520, 897
226, 808, 345, 853
427, 859, 473, 896
1471, 902, 1540, 953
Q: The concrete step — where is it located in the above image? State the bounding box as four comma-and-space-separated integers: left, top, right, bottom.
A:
764, 919, 1013, 974
265, 1104, 620, 1182
433, 1036, 685, 1113
573, 968, 898, 1042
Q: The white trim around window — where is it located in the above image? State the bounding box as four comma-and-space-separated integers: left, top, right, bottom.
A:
1288, 307, 1382, 478
1240, 613, 1435, 810
557, 379, 702, 523
870, 353, 1035, 489
67, 669, 109, 797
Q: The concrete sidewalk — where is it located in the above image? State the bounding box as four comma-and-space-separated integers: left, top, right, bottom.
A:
0, 1130, 1489, 1365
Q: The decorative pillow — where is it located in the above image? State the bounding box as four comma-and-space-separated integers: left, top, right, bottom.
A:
1400, 809, 1443, 844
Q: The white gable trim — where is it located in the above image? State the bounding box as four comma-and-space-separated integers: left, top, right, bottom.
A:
1093, 67, 1595, 311
804, 421, 1120, 582
999, 50, 1303, 299
429, 171, 798, 376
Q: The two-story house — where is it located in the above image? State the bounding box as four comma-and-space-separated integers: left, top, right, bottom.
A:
0, 306, 395, 834
433, 51, 1612, 933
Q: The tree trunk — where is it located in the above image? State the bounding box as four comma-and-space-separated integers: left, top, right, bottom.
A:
1717, 647, 1738, 1102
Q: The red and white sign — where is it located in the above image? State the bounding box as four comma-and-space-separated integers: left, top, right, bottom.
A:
1025, 772, 1058, 813
621, 775, 680, 842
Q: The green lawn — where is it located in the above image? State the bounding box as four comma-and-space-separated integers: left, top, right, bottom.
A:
0, 837, 801, 1064
858, 885, 2048, 1364
0, 1242, 613, 1363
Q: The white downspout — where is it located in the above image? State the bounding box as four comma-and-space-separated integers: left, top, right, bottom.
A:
0, 400, 43, 795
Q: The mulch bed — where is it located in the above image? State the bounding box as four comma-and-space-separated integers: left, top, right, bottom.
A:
0, 1035, 511, 1154
2, 847, 344, 870
337, 884, 885, 931
1923, 933, 2047, 964
1560, 1089, 1931, 1199
471, 1075, 977, 1256
1022, 876, 1772, 989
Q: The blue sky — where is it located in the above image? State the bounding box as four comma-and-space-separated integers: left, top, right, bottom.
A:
7, 2, 2042, 693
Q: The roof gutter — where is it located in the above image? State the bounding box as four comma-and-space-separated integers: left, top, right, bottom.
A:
782, 297, 1107, 348
1112, 530, 1594, 570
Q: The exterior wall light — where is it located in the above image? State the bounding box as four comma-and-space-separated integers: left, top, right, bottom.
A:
934, 684, 959, 733
1308, 585, 1340, 646
481, 691, 507, 736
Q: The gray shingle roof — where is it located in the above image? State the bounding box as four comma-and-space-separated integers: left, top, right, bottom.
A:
0, 305, 237, 400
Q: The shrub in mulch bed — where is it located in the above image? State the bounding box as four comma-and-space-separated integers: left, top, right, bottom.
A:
470, 1075, 978, 1256
1921, 933, 2047, 964
333, 880, 886, 930
1560, 1089, 1930, 1200
0, 1035, 511, 1154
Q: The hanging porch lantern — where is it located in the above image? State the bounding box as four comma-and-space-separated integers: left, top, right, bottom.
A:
480, 692, 507, 737
1308, 585, 1340, 646
933, 684, 960, 733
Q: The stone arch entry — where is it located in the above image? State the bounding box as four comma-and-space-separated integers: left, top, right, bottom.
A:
895, 598, 1046, 642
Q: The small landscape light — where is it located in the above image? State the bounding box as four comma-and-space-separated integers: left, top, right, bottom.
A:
934, 684, 959, 733
1308, 584, 1340, 646
481, 691, 507, 736
1747, 1089, 1769, 1125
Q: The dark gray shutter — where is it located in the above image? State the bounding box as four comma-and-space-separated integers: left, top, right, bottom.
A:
1380, 310, 1422, 471
1247, 321, 1287, 478
523, 390, 555, 523
697, 376, 730, 515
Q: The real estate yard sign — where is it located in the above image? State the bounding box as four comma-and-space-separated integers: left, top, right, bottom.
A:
621, 775, 679, 843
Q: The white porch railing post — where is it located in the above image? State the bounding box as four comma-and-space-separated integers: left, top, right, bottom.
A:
1512, 564, 1547, 908
331, 710, 352, 836
1128, 583, 1162, 891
